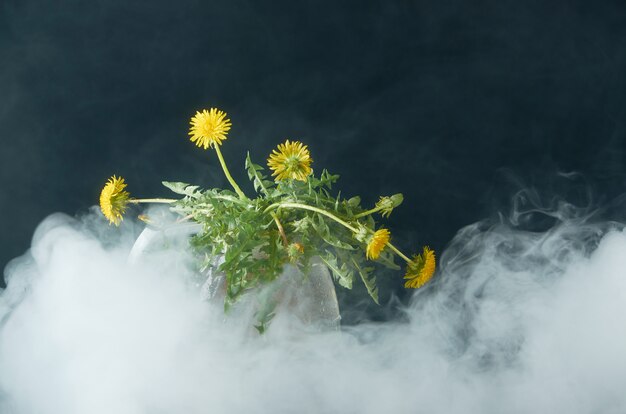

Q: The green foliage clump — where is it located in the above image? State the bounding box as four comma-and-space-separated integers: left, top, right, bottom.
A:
163, 153, 403, 325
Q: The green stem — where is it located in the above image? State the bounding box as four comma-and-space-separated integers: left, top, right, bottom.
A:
213, 144, 247, 200
265, 202, 357, 233
129, 198, 176, 204
270, 212, 289, 246
354, 206, 382, 219
385, 242, 412, 264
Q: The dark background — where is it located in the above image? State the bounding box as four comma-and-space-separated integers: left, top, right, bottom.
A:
1, 0, 625, 305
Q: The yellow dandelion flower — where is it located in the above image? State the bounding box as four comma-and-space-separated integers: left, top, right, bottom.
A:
366, 228, 390, 260
99, 175, 130, 226
188, 108, 232, 149
404, 246, 436, 289
267, 140, 313, 181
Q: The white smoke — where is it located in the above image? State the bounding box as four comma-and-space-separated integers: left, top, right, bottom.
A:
1, 202, 626, 413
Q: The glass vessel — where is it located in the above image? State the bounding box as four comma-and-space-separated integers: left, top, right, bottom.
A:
129, 224, 341, 332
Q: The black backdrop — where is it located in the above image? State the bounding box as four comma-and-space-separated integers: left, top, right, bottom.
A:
1, 0, 625, 303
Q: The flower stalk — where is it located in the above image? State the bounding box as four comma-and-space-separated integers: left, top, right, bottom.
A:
353, 206, 383, 219
213, 145, 247, 200
270, 212, 289, 246
383, 241, 412, 264
128, 198, 176, 204
354, 194, 403, 219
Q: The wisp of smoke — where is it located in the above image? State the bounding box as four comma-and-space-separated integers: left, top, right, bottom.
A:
1, 200, 626, 413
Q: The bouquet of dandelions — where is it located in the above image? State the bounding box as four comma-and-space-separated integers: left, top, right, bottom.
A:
99, 107, 436, 330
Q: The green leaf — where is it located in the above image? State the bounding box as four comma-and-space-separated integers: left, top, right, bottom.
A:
346, 196, 361, 208
319, 252, 353, 289
311, 214, 354, 250
291, 217, 312, 233
162, 181, 189, 193
245, 152, 273, 196
162, 181, 200, 198
376, 249, 401, 270
352, 258, 379, 304
319, 169, 339, 189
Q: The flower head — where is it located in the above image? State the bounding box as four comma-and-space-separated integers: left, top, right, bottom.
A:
99, 175, 130, 226
375, 193, 404, 218
189, 108, 232, 149
366, 228, 390, 260
404, 246, 436, 289
267, 140, 313, 181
